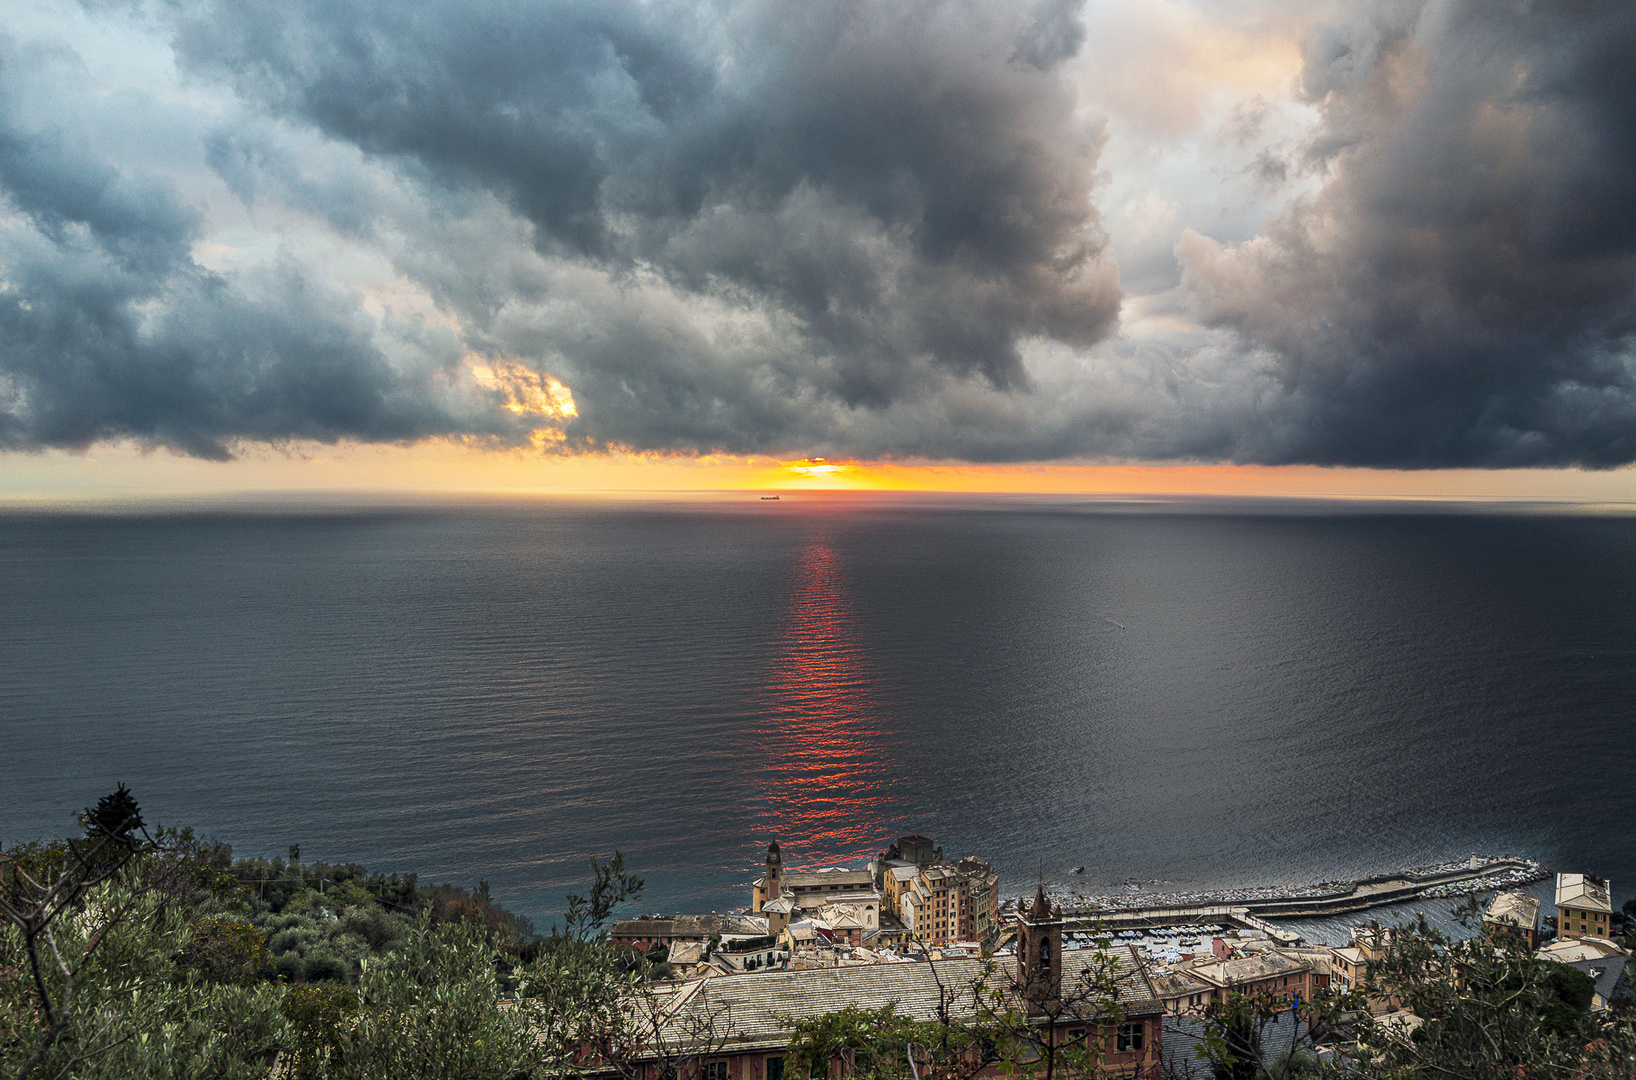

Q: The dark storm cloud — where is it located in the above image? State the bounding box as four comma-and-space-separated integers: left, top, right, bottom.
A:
1177, 0, 1636, 467
5, 0, 1636, 466
0, 35, 539, 458
147, 0, 1118, 439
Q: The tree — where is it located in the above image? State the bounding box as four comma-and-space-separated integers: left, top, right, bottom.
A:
316, 917, 619, 1080
4, 803, 654, 1080
560, 852, 644, 944
1179, 985, 1360, 1080
0, 786, 169, 1078
1351, 901, 1623, 1079
786, 1004, 944, 1080
961, 945, 1132, 1080
779, 929, 1141, 1080
84, 785, 144, 844
1177, 899, 1636, 1080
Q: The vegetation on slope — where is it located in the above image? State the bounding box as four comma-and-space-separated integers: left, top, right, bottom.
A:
1, 786, 642, 1079
6, 787, 1636, 1080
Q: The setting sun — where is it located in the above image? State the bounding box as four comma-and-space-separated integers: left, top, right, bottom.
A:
775, 459, 873, 489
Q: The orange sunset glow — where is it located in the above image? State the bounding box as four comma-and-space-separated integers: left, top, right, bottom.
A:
9, 441, 1636, 505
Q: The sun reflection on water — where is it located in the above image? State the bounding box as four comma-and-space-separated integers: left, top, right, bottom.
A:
749, 534, 906, 866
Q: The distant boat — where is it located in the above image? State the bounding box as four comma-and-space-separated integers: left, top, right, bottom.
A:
760, 495, 780, 500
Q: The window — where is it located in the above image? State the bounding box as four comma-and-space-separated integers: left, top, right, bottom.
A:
1116, 1024, 1144, 1053
1065, 1028, 1086, 1047
706, 1063, 729, 1080
766, 1058, 784, 1080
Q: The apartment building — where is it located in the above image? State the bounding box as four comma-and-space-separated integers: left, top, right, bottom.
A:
1556, 873, 1615, 941
875, 835, 1000, 944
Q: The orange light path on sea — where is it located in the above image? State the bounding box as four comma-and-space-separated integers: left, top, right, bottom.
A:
748, 533, 907, 864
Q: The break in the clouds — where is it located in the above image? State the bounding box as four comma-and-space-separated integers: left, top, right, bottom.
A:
0, 0, 1633, 466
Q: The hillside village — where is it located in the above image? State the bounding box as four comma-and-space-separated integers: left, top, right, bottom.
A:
604, 837, 1633, 1075
8, 795, 1635, 1080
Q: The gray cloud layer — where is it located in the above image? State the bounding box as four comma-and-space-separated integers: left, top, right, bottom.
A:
1177, 0, 1636, 467
0, 34, 535, 459
1, 0, 1634, 466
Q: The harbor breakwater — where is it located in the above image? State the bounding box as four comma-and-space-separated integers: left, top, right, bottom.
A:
1000, 856, 1548, 940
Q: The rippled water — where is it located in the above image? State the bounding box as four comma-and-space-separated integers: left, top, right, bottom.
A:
4, 495, 1634, 927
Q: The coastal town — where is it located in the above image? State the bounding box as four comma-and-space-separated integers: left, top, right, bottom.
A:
603, 836, 1632, 1076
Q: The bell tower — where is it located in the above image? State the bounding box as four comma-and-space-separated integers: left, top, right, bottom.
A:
754, 840, 784, 911
1016, 884, 1063, 1013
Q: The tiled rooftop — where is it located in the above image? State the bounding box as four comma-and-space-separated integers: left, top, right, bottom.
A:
1556, 873, 1613, 912
1485, 891, 1541, 928
653, 947, 1162, 1054
1146, 968, 1212, 997
612, 914, 768, 938
782, 871, 877, 889
1188, 950, 1310, 988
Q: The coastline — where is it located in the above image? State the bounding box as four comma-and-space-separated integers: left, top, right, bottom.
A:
1000, 855, 1548, 931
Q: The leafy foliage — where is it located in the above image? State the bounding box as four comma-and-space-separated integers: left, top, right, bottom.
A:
1179, 898, 1636, 1080
175, 917, 273, 986
783, 935, 1133, 1080
1350, 901, 1621, 1079
2, 786, 650, 1080
787, 1004, 932, 1080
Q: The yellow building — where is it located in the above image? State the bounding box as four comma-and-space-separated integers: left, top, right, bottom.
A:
1555, 873, 1614, 941
875, 835, 1000, 944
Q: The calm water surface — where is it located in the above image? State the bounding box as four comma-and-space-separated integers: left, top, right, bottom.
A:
4, 495, 1634, 930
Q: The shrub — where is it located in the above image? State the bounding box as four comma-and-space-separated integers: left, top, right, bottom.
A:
175, 918, 271, 986
301, 949, 350, 983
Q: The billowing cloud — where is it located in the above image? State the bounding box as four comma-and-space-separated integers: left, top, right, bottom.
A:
0, 0, 1633, 467
0, 32, 553, 459
1175, 0, 1636, 467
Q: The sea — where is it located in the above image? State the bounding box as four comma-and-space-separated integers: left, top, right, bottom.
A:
4, 493, 1635, 938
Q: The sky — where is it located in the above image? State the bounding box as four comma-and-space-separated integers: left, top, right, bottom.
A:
2, 0, 1635, 498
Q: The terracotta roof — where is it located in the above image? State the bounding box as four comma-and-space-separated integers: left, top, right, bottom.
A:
651, 947, 1162, 1055
668, 941, 705, 966
1537, 937, 1623, 963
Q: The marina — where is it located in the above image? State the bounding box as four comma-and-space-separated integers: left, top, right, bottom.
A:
997, 856, 1548, 946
